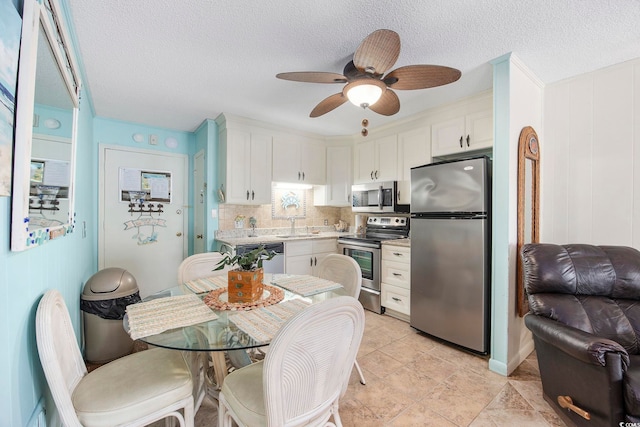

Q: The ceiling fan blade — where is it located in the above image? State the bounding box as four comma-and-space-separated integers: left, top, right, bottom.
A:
353, 29, 400, 76
368, 89, 400, 116
276, 72, 347, 84
383, 65, 462, 90
309, 93, 348, 117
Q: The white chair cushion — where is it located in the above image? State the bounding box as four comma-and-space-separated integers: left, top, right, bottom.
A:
220, 360, 266, 426
72, 348, 193, 427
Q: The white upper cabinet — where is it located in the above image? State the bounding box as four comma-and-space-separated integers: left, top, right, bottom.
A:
272, 136, 326, 185
397, 127, 431, 205
217, 118, 273, 205
314, 145, 352, 207
431, 92, 493, 157
354, 134, 398, 183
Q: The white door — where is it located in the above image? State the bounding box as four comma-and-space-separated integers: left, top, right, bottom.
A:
99, 145, 188, 297
193, 150, 205, 254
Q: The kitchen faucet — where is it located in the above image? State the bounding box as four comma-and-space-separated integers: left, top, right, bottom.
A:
289, 216, 295, 236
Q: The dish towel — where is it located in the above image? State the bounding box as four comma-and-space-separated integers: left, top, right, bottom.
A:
183, 275, 227, 293
126, 294, 218, 340
228, 299, 311, 342
271, 274, 343, 296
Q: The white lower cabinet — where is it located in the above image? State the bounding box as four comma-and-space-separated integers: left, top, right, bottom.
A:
381, 244, 410, 320
285, 239, 337, 275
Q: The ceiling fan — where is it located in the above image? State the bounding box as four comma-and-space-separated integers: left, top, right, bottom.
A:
276, 29, 462, 118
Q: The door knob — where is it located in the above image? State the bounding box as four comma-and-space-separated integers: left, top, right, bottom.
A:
176, 232, 182, 237
196, 234, 203, 239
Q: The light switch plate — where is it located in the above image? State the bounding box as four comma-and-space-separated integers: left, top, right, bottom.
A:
149, 134, 158, 145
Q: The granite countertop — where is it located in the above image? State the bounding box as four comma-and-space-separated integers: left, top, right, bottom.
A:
382, 238, 411, 248
216, 231, 354, 248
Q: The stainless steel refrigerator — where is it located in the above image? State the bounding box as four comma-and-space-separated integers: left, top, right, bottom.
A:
410, 156, 491, 354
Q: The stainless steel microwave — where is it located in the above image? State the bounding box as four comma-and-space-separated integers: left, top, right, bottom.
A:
351, 181, 409, 213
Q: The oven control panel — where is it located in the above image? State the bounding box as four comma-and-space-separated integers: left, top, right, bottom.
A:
367, 216, 408, 228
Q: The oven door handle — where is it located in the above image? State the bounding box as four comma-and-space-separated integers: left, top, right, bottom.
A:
338, 240, 381, 249
360, 287, 380, 296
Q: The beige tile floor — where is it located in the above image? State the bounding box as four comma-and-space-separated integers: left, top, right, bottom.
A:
191, 310, 565, 427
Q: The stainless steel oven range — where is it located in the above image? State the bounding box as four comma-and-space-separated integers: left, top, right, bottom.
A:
338, 216, 409, 314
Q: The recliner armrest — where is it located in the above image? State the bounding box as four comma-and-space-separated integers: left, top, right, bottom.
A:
525, 314, 630, 371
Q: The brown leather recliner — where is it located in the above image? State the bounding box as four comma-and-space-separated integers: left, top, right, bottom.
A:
522, 243, 640, 427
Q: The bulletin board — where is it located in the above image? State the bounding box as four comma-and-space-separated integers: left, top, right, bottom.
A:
119, 168, 172, 203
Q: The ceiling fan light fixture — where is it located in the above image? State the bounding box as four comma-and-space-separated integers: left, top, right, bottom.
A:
344, 80, 385, 109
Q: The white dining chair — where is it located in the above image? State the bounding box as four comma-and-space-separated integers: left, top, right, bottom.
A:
35, 289, 194, 427
177, 251, 229, 284
218, 295, 365, 427
315, 253, 367, 385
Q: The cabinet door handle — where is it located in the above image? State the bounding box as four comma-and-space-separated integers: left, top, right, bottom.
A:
310, 257, 313, 267
466, 135, 470, 147
392, 297, 402, 302
251, 190, 255, 200
302, 172, 305, 181
459, 136, 463, 148
246, 190, 250, 200
298, 171, 301, 180
392, 272, 403, 277
393, 252, 404, 257
375, 170, 379, 179
370, 171, 374, 180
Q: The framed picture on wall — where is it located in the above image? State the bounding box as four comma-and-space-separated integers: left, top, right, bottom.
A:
0, 0, 22, 197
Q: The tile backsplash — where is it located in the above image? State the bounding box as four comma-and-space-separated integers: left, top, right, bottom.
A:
217, 188, 355, 231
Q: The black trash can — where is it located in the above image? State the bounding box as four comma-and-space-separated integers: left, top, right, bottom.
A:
81, 267, 141, 363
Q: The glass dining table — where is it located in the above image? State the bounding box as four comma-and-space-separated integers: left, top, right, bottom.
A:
123, 273, 349, 396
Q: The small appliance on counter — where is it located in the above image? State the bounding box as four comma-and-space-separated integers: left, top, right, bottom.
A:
354, 214, 367, 235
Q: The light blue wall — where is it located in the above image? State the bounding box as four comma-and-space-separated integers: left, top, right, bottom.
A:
488, 54, 512, 376
194, 119, 220, 251
0, 0, 97, 425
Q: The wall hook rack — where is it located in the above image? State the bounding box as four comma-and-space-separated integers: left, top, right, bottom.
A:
128, 202, 164, 215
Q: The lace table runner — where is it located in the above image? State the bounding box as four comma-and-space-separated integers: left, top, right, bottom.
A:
229, 299, 311, 342
271, 274, 343, 296
184, 275, 227, 293
126, 294, 218, 340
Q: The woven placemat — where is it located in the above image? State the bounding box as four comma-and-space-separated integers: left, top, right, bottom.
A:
203, 284, 284, 311
126, 294, 218, 340
184, 275, 227, 293
271, 274, 343, 296
228, 299, 311, 342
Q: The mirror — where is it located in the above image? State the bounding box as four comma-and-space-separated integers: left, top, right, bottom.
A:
516, 126, 540, 316
11, 0, 81, 251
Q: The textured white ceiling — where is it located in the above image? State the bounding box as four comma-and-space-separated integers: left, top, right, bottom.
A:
66, 0, 640, 136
